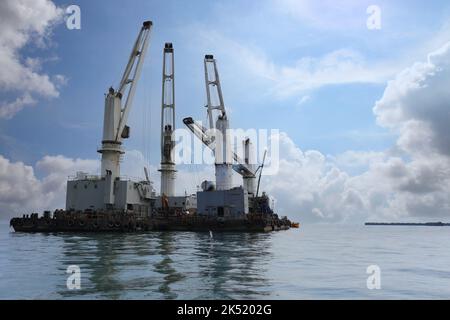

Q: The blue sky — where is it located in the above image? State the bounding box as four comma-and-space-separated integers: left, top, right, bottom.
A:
1, 0, 450, 222
2, 0, 448, 166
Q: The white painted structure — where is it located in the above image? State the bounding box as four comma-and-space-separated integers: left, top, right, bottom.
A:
182, 55, 263, 217
66, 21, 156, 213
204, 55, 233, 190
183, 56, 256, 194
197, 187, 248, 217
66, 176, 154, 214
158, 43, 176, 197
98, 21, 152, 207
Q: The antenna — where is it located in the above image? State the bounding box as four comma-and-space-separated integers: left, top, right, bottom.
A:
255, 149, 267, 198
144, 167, 150, 182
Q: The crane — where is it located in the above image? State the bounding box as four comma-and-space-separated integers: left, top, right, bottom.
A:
97, 21, 152, 205
182, 117, 256, 177
183, 55, 257, 194
203, 54, 232, 190
158, 43, 176, 197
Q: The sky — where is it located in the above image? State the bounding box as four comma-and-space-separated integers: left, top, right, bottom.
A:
1, 0, 450, 223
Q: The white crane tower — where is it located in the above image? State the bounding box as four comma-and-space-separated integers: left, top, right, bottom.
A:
203, 55, 233, 191
159, 43, 177, 197
183, 55, 257, 195
98, 21, 152, 206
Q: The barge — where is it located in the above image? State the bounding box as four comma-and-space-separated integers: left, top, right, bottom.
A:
9, 21, 293, 233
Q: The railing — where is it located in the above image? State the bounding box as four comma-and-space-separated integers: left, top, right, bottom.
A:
68, 174, 102, 181
68, 174, 147, 182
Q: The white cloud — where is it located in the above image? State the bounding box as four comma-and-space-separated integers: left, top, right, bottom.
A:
0, 154, 97, 219
260, 42, 450, 222
260, 132, 450, 223
374, 42, 450, 158
262, 132, 361, 223
0, 0, 63, 119
0, 93, 36, 119
330, 150, 388, 173
53, 74, 68, 87
297, 95, 311, 106
272, 49, 395, 97
274, 0, 373, 30
192, 29, 397, 99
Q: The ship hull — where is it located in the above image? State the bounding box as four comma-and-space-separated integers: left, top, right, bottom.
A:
10, 211, 290, 233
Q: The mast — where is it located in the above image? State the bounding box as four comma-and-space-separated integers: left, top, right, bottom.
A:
159, 43, 176, 196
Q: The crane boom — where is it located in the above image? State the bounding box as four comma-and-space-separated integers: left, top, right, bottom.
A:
204, 55, 226, 129
115, 21, 152, 142
183, 117, 255, 178
182, 117, 215, 148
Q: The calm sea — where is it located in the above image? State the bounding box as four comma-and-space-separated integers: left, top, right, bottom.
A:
1, 221, 450, 299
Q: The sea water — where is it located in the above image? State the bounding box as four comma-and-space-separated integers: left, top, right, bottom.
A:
1, 221, 450, 299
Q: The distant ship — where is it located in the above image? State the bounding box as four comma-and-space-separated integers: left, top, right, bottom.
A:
9, 21, 292, 233
365, 222, 450, 226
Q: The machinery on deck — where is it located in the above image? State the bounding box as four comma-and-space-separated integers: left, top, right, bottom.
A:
11, 21, 156, 232
66, 20, 155, 215
183, 55, 285, 221
9, 21, 291, 233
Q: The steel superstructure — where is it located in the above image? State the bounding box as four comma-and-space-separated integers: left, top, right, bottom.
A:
158, 43, 177, 197
9, 21, 293, 233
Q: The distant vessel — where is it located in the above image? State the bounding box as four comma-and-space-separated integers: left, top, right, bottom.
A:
365, 222, 450, 226
9, 21, 292, 233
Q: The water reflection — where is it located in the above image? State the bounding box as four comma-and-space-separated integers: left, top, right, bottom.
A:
193, 232, 273, 299
153, 232, 185, 299
59, 233, 127, 298
53, 231, 273, 299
